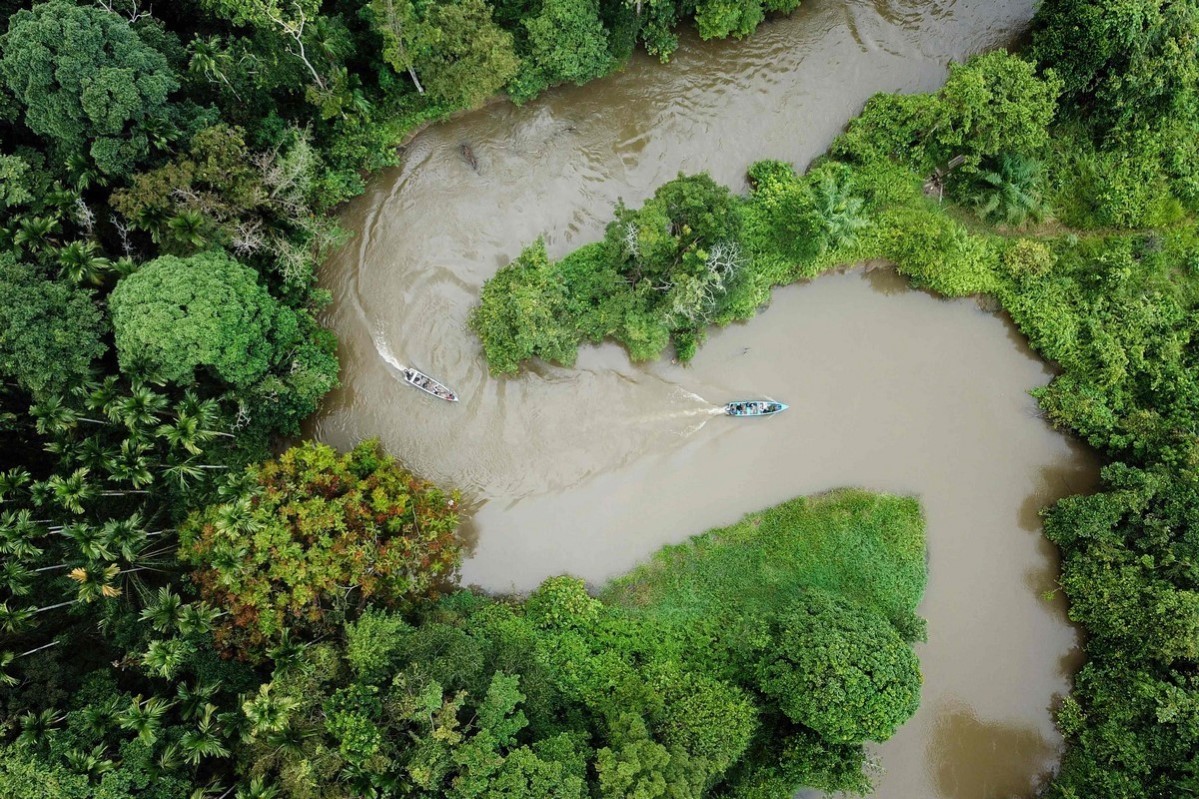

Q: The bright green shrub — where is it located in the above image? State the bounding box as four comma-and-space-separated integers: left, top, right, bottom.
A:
829, 91, 945, 172
523, 0, 612, 86
694, 0, 766, 40
1050, 129, 1188, 229
1000, 238, 1057, 278
345, 608, 413, 683
935, 51, 1061, 167
524, 576, 602, 630
651, 667, 757, 773
876, 206, 1001, 296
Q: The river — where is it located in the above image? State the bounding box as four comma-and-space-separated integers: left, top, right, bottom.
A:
309, 2, 1099, 797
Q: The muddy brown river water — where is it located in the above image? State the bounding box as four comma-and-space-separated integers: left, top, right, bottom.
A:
310, 2, 1100, 796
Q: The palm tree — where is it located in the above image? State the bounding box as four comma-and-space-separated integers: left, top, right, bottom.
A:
117, 695, 174, 745
66, 522, 112, 561
17, 708, 66, 746
140, 587, 185, 633
65, 154, 105, 192
74, 377, 121, 418
164, 458, 205, 492
237, 777, 281, 799
1, 559, 34, 596
188, 35, 243, 100
155, 742, 183, 774
30, 395, 80, 436
812, 173, 870, 252
180, 704, 231, 764
76, 435, 119, 474
177, 680, 222, 721
0, 510, 45, 559
64, 744, 116, 780
960, 153, 1048, 227
80, 695, 124, 738
178, 602, 223, 636
110, 385, 169, 430
103, 514, 149, 562
158, 414, 204, 455
106, 437, 156, 489
47, 468, 97, 515
0, 601, 36, 634
68, 563, 123, 602
141, 637, 195, 678
167, 212, 208, 251
57, 241, 113, 286
12, 216, 60, 257
242, 683, 298, 738
0, 468, 32, 503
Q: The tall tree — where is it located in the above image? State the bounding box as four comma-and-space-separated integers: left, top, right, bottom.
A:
417, 0, 520, 107
523, 0, 611, 86
370, 0, 430, 94
108, 250, 286, 389
0, 0, 178, 177
1030, 0, 1199, 132
756, 589, 921, 744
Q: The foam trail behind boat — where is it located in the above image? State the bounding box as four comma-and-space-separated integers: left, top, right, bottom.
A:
372, 332, 408, 374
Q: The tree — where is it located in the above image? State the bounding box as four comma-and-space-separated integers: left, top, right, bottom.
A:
416, 0, 520, 108
178, 440, 462, 654
108, 250, 286, 389
469, 240, 581, 375
370, 0, 430, 94
0, 255, 106, 396
935, 51, 1061, 167
954, 153, 1048, 226
756, 589, 921, 744
199, 0, 329, 91
810, 169, 869, 252
606, 173, 743, 288
1029, 0, 1199, 133
694, 0, 765, 40
523, 0, 611, 87
0, 0, 178, 176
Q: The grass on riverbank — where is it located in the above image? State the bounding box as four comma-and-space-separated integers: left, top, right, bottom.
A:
605, 489, 926, 633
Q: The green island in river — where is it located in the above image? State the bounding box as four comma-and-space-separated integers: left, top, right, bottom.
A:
1, 0, 1197, 797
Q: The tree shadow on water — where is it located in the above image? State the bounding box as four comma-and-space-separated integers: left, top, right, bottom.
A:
930, 700, 1059, 799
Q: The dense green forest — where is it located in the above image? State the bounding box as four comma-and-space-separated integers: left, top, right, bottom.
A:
2, 0, 1197, 796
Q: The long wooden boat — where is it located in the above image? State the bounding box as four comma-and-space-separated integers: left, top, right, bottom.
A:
402, 367, 458, 402
724, 400, 788, 417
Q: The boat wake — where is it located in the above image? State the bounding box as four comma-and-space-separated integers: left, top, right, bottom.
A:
372, 332, 408, 374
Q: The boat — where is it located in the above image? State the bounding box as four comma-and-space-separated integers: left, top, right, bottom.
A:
724, 400, 788, 417
402, 367, 459, 402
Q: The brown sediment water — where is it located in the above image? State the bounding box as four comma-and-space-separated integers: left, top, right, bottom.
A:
310, 2, 1100, 797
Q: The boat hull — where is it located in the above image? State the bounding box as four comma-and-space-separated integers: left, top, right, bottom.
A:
724, 400, 788, 417
402, 368, 459, 402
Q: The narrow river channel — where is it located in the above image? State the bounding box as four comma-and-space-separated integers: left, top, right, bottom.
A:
310, 1, 1099, 796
